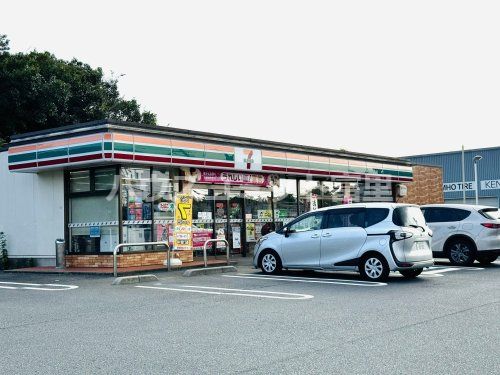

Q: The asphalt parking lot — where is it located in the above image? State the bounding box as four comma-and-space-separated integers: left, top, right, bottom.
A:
1, 260, 499, 375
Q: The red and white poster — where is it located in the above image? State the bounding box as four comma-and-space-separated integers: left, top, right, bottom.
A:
196, 169, 272, 187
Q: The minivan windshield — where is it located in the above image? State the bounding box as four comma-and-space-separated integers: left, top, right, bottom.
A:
479, 208, 500, 220
393, 206, 426, 228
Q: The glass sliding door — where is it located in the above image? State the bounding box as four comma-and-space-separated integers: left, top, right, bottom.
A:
121, 167, 152, 250
244, 189, 272, 254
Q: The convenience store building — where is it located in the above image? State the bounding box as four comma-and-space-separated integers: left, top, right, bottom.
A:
1, 120, 417, 268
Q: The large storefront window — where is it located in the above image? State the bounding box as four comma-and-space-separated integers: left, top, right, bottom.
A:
68, 168, 119, 253
121, 167, 152, 249
273, 178, 298, 229
192, 188, 214, 251
299, 180, 322, 214
152, 168, 176, 245
319, 181, 343, 208
245, 190, 272, 250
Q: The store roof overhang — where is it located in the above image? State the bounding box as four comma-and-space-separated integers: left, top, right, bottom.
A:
6, 119, 413, 182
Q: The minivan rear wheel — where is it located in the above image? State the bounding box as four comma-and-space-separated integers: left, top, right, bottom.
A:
359, 254, 390, 281
446, 239, 476, 266
399, 268, 423, 279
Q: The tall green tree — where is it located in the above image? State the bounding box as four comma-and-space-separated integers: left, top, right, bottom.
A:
0, 34, 157, 145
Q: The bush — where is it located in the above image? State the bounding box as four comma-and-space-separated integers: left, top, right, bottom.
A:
0, 232, 7, 270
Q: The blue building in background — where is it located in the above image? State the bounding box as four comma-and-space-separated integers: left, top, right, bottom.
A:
407, 146, 500, 208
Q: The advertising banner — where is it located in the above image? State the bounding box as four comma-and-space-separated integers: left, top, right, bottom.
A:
310, 193, 318, 211
173, 194, 193, 251
196, 169, 271, 187
246, 223, 256, 242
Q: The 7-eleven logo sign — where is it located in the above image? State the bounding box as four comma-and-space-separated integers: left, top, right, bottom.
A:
235, 148, 262, 171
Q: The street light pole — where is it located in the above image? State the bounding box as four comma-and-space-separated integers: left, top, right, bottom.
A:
473, 155, 482, 205
461, 145, 466, 204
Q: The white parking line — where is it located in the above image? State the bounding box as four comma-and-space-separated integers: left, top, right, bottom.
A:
222, 274, 387, 287
0, 281, 79, 291
421, 265, 484, 277
135, 285, 313, 300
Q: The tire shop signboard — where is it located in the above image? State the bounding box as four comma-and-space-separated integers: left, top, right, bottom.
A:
174, 194, 193, 251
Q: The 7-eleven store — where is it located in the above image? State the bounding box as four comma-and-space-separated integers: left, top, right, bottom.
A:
1, 120, 413, 269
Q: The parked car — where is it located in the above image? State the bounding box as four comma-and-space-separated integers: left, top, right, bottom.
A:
421, 204, 500, 266
253, 203, 434, 281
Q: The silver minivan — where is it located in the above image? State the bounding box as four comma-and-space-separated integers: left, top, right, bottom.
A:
253, 203, 434, 281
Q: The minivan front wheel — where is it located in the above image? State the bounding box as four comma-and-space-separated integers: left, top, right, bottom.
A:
259, 251, 282, 275
359, 255, 390, 281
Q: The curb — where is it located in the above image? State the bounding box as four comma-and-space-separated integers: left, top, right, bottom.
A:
112, 274, 159, 285
182, 266, 238, 277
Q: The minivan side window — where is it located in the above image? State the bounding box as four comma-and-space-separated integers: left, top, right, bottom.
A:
289, 212, 324, 232
365, 208, 390, 227
392, 206, 426, 227
325, 208, 365, 229
424, 208, 471, 223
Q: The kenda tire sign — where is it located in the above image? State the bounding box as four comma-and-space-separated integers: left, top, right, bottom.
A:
481, 179, 500, 190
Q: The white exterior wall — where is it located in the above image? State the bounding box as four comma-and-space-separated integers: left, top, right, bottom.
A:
0, 151, 64, 265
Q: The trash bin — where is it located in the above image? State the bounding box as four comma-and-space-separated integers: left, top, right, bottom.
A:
55, 239, 65, 269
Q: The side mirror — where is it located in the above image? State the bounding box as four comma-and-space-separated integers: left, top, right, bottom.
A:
284, 227, 296, 238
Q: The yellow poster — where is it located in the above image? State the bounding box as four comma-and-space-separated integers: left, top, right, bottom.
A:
173, 194, 193, 251
246, 223, 256, 242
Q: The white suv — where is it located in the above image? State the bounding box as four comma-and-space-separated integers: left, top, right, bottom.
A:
421, 204, 500, 265
253, 203, 434, 281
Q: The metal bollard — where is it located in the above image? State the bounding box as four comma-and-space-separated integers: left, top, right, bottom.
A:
55, 239, 65, 269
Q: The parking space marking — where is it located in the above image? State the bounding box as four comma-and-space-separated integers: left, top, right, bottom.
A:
0, 281, 79, 291
135, 285, 313, 300
421, 266, 484, 277
222, 274, 387, 286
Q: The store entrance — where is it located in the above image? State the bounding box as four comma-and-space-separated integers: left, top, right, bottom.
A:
214, 189, 245, 255
192, 184, 274, 258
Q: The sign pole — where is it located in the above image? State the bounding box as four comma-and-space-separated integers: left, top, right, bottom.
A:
461, 145, 466, 204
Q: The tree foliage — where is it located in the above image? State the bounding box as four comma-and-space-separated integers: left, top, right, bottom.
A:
0, 34, 156, 145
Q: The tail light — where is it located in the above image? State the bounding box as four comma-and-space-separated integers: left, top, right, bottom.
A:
393, 230, 413, 241
481, 223, 500, 229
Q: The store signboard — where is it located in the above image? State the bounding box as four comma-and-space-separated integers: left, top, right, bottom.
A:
443, 181, 477, 192
173, 194, 193, 251
480, 179, 500, 191
235, 148, 262, 171
196, 169, 271, 187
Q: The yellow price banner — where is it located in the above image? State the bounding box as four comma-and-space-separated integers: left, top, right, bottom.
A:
174, 194, 193, 251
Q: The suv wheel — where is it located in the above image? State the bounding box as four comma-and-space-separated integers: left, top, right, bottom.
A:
399, 268, 423, 279
476, 254, 498, 265
446, 239, 476, 266
359, 255, 390, 281
259, 251, 282, 275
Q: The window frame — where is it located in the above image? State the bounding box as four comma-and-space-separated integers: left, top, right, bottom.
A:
68, 166, 119, 198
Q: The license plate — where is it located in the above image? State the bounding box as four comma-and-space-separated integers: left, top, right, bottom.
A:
414, 242, 426, 251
